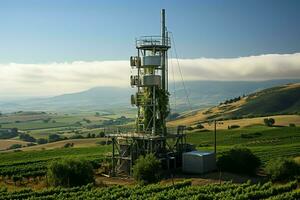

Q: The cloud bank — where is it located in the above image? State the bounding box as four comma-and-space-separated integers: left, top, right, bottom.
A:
0, 53, 299, 98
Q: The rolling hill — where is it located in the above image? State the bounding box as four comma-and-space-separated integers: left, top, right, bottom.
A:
1, 79, 299, 113
169, 83, 300, 126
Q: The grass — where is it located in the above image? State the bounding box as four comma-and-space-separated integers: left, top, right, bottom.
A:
16, 138, 106, 151
0, 145, 111, 165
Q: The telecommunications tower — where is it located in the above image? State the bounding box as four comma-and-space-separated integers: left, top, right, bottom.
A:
109, 9, 188, 176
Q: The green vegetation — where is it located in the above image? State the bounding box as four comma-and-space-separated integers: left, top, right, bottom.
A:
0, 146, 110, 180
265, 158, 300, 181
7, 144, 22, 150
19, 133, 36, 142
47, 158, 94, 187
217, 147, 261, 175
133, 154, 161, 185
187, 126, 300, 164
264, 118, 275, 127
228, 124, 240, 129
0, 180, 299, 199
231, 85, 300, 117
0, 128, 18, 139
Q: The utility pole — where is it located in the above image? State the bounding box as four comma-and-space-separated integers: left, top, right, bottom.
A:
214, 120, 217, 155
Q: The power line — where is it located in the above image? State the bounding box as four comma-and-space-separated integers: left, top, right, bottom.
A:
170, 32, 192, 111
169, 39, 177, 112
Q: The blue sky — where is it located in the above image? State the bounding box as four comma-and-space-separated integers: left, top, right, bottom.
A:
0, 0, 300, 98
0, 0, 300, 63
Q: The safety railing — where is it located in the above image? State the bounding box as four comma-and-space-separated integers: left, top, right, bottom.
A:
136, 36, 171, 48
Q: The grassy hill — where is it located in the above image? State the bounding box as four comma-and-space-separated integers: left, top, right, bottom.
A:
230, 83, 300, 117
1, 79, 299, 113
169, 83, 300, 126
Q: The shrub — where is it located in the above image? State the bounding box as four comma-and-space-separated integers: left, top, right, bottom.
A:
48, 134, 61, 143
47, 158, 94, 187
186, 126, 194, 131
37, 138, 48, 144
19, 133, 36, 142
195, 124, 204, 129
133, 154, 161, 185
217, 147, 261, 176
26, 142, 36, 147
289, 123, 296, 127
264, 118, 275, 127
98, 132, 105, 138
8, 144, 22, 150
63, 143, 74, 148
265, 158, 300, 181
228, 125, 240, 129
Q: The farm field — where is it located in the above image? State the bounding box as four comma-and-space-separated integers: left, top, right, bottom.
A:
187, 125, 300, 163
0, 180, 299, 200
0, 111, 134, 142
169, 114, 300, 129
0, 145, 111, 185
0, 140, 29, 151
3, 138, 107, 152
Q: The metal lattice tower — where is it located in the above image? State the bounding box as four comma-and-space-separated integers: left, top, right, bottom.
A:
130, 9, 171, 136
108, 9, 188, 176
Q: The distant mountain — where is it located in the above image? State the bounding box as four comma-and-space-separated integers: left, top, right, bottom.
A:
0, 87, 131, 113
0, 79, 299, 113
171, 79, 300, 111
169, 82, 300, 126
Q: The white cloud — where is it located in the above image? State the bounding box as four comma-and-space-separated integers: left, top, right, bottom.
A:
0, 53, 300, 98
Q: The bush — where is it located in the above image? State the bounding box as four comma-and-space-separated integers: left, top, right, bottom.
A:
195, 124, 204, 129
48, 134, 61, 143
217, 147, 261, 176
19, 133, 36, 142
8, 144, 22, 150
27, 142, 36, 147
37, 138, 48, 144
228, 125, 240, 129
47, 158, 94, 187
265, 158, 300, 181
289, 123, 296, 127
186, 126, 194, 131
63, 143, 74, 148
98, 132, 105, 138
264, 118, 275, 127
133, 154, 161, 185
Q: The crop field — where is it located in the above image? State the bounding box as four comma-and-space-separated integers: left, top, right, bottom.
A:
0, 140, 29, 151
0, 180, 299, 200
169, 114, 300, 129
9, 138, 107, 152
187, 125, 300, 163
0, 111, 299, 199
0, 146, 111, 179
0, 111, 134, 141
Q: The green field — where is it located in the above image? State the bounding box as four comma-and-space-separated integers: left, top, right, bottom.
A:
0, 111, 134, 141
0, 146, 111, 179
187, 125, 300, 163
0, 180, 299, 200
0, 111, 299, 199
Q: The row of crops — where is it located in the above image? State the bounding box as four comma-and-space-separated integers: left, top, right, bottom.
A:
0, 146, 111, 180
0, 180, 299, 200
0, 156, 105, 180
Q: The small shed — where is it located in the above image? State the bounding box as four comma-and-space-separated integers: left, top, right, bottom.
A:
182, 151, 216, 174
